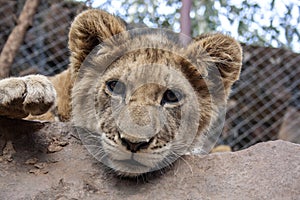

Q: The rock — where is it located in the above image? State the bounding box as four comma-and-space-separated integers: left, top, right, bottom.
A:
25, 158, 39, 165
47, 144, 63, 153
0, 118, 299, 199
0, 141, 16, 163
278, 107, 300, 144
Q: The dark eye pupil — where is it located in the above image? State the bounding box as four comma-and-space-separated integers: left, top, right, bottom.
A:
165, 90, 177, 101
107, 80, 126, 95
161, 89, 182, 105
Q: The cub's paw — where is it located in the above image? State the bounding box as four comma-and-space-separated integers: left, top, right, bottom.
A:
0, 75, 56, 118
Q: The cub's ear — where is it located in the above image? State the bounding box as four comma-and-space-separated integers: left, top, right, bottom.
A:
69, 9, 126, 72
187, 33, 242, 95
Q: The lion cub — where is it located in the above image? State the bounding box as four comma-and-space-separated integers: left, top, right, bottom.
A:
0, 10, 242, 176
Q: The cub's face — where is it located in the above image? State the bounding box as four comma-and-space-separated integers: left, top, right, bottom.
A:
73, 46, 213, 176
70, 10, 242, 177
92, 50, 208, 176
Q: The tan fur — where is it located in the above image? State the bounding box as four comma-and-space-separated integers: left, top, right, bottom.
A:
49, 68, 72, 121
0, 9, 242, 176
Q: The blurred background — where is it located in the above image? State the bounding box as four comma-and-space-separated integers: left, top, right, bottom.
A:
0, 0, 299, 151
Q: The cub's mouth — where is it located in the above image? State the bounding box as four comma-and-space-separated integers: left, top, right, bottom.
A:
100, 132, 175, 176
112, 141, 153, 169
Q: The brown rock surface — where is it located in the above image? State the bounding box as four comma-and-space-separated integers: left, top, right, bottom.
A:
0, 118, 299, 200
278, 107, 300, 144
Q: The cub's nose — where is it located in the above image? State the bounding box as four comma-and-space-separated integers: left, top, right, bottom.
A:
120, 137, 152, 153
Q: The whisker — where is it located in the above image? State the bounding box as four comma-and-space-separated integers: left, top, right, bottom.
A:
170, 150, 193, 175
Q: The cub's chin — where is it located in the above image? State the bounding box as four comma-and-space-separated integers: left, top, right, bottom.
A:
106, 159, 153, 177
100, 139, 178, 177
105, 156, 175, 177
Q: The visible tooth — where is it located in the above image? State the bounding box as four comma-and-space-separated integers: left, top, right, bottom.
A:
145, 138, 150, 143
114, 134, 119, 141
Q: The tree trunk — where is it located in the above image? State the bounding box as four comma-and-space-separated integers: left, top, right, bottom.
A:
180, 0, 192, 44
0, 0, 40, 79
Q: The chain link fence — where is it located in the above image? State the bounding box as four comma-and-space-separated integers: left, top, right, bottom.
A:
1, 0, 299, 151
0, 0, 86, 76
222, 45, 300, 150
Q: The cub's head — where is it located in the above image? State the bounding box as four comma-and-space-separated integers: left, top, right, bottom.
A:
70, 10, 242, 176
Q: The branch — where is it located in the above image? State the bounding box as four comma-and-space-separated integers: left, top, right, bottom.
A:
0, 0, 40, 79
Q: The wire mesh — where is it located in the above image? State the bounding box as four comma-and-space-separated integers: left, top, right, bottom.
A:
0, 1, 299, 151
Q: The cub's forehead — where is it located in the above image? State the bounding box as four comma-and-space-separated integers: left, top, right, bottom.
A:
107, 47, 207, 79
103, 53, 186, 87
90, 30, 205, 74
86, 30, 208, 90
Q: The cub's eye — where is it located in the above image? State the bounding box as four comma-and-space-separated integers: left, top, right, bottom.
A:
161, 89, 183, 105
106, 80, 126, 96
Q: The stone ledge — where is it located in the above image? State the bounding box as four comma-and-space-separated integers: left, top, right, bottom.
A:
0, 118, 299, 199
